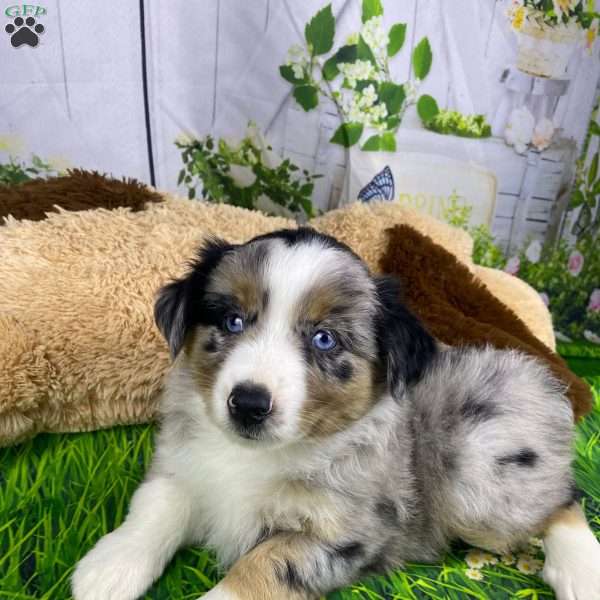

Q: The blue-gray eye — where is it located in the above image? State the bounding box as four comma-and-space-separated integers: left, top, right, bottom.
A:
312, 329, 336, 351
224, 315, 244, 333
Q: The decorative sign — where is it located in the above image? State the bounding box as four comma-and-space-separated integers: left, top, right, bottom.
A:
345, 150, 497, 227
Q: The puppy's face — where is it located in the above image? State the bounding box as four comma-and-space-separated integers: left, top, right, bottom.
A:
155, 229, 435, 446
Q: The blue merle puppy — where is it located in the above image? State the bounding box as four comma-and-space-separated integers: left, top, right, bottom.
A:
72, 228, 600, 600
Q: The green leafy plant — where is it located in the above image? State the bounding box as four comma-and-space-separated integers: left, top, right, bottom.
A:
508, 0, 599, 32
513, 236, 599, 341
176, 124, 319, 219
279, 0, 433, 151
568, 121, 600, 240
442, 201, 506, 269
417, 102, 492, 139
0, 154, 58, 186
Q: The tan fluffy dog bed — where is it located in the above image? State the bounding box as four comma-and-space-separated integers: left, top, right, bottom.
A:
0, 183, 591, 446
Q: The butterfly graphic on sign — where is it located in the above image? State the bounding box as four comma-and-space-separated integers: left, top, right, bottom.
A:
357, 166, 395, 202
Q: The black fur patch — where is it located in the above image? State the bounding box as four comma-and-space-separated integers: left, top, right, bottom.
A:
154, 237, 235, 357
360, 550, 389, 576
203, 333, 218, 353
274, 559, 303, 591
251, 227, 361, 261
460, 396, 499, 424
374, 276, 437, 393
375, 497, 398, 526
497, 448, 538, 468
331, 541, 364, 561
334, 360, 354, 382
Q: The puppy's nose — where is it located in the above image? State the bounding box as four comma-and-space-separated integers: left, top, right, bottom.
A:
228, 382, 272, 425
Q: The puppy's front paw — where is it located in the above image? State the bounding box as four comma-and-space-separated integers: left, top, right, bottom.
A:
72, 530, 160, 600
542, 529, 600, 600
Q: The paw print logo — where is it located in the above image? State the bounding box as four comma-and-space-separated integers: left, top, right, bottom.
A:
5, 16, 45, 48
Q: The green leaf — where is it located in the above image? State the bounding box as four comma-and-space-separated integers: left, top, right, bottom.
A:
587, 153, 598, 187
355, 79, 379, 92
305, 4, 335, 55
362, 0, 383, 23
330, 122, 364, 147
378, 82, 406, 115
177, 170, 185, 186
381, 132, 396, 151
387, 23, 407, 56
188, 187, 196, 199
322, 55, 339, 81
417, 94, 440, 123
569, 189, 585, 209
293, 85, 319, 111
279, 65, 307, 84
589, 121, 600, 136
412, 37, 433, 80
357, 35, 377, 65
361, 135, 382, 151
386, 115, 401, 130
322, 44, 358, 81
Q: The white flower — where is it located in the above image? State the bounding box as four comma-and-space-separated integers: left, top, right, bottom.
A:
525, 239, 542, 263
505, 107, 535, 154
228, 164, 256, 188
358, 84, 378, 109
221, 136, 243, 153
528, 537, 544, 549
584, 330, 600, 345
516, 554, 543, 574
261, 148, 283, 169
370, 103, 388, 122
588, 289, 600, 312
338, 60, 379, 88
539, 292, 550, 307
404, 80, 420, 104
291, 63, 305, 80
286, 44, 306, 65
500, 552, 516, 565
532, 118, 555, 151
361, 15, 388, 57
465, 549, 496, 569
175, 131, 195, 145
465, 568, 484, 581
567, 250, 584, 276
504, 256, 521, 275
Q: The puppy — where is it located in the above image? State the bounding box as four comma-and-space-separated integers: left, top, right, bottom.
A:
72, 228, 600, 600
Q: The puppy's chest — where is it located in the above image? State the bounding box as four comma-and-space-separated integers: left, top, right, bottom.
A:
184, 438, 341, 563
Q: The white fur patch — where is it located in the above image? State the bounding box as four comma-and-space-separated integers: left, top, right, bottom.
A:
543, 515, 600, 600
71, 477, 193, 600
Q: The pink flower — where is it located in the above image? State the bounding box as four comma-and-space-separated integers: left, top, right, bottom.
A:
567, 250, 584, 276
588, 289, 600, 312
539, 292, 550, 307
505, 256, 520, 275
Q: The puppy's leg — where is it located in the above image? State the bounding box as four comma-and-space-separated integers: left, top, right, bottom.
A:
201, 533, 369, 600
72, 475, 193, 600
542, 501, 600, 600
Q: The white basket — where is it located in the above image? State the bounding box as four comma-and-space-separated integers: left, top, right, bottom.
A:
516, 21, 580, 79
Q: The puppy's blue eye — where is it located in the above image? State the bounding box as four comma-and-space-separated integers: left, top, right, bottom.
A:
224, 315, 244, 333
312, 329, 336, 351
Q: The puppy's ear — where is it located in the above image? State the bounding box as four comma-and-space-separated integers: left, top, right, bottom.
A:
154, 237, 234, 358
374, 275, 436, 397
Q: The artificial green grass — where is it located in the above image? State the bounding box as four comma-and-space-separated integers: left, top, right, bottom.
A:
557, 341, 600, 377
1, 376, 599, 600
